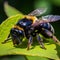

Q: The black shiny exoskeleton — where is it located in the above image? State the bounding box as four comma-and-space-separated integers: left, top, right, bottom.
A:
17, 18, 33, 28
2, 8, 60, 50
10, 17, 34, 46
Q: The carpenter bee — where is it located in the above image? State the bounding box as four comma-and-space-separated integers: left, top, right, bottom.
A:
2, 8, 60, 50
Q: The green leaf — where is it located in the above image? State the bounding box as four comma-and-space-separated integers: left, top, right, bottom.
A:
0, 14, 24, 42
26, 56, 49, 60
4, 2, 23, 17
0, 55, 49, 60
0, 14, 60, 60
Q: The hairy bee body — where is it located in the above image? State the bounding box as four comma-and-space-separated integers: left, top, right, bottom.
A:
3, 16, 56, 49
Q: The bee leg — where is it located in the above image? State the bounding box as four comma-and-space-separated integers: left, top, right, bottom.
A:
12, 38, 17, 46
2, 37, 12, 44
52, 35, 60, 43
10, 33, 22, 46
16, 36, 22, 45
7, 34, 10, 38
2, 34, 11, 44
12, 36, 22, 46
36, 34, 46, 49
27, 36, 33, 50
44, 29, 60, 43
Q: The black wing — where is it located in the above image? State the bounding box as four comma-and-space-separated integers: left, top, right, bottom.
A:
41, 15, 60, 22
28, 8, 47, 16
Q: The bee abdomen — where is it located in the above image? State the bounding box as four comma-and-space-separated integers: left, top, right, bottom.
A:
40, 23, 55, 34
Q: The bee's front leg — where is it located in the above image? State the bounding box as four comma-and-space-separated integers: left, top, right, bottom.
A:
2, 34, 11, 44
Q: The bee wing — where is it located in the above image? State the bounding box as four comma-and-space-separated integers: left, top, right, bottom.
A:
41, 15, 60, 23
28, 8, 47, 16
32, 15, 60, 27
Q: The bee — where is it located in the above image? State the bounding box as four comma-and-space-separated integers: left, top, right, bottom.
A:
2, 8, 60, 50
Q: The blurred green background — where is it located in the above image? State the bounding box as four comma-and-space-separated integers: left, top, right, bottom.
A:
0, 0, 60, 60
0, 0, 60, 23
